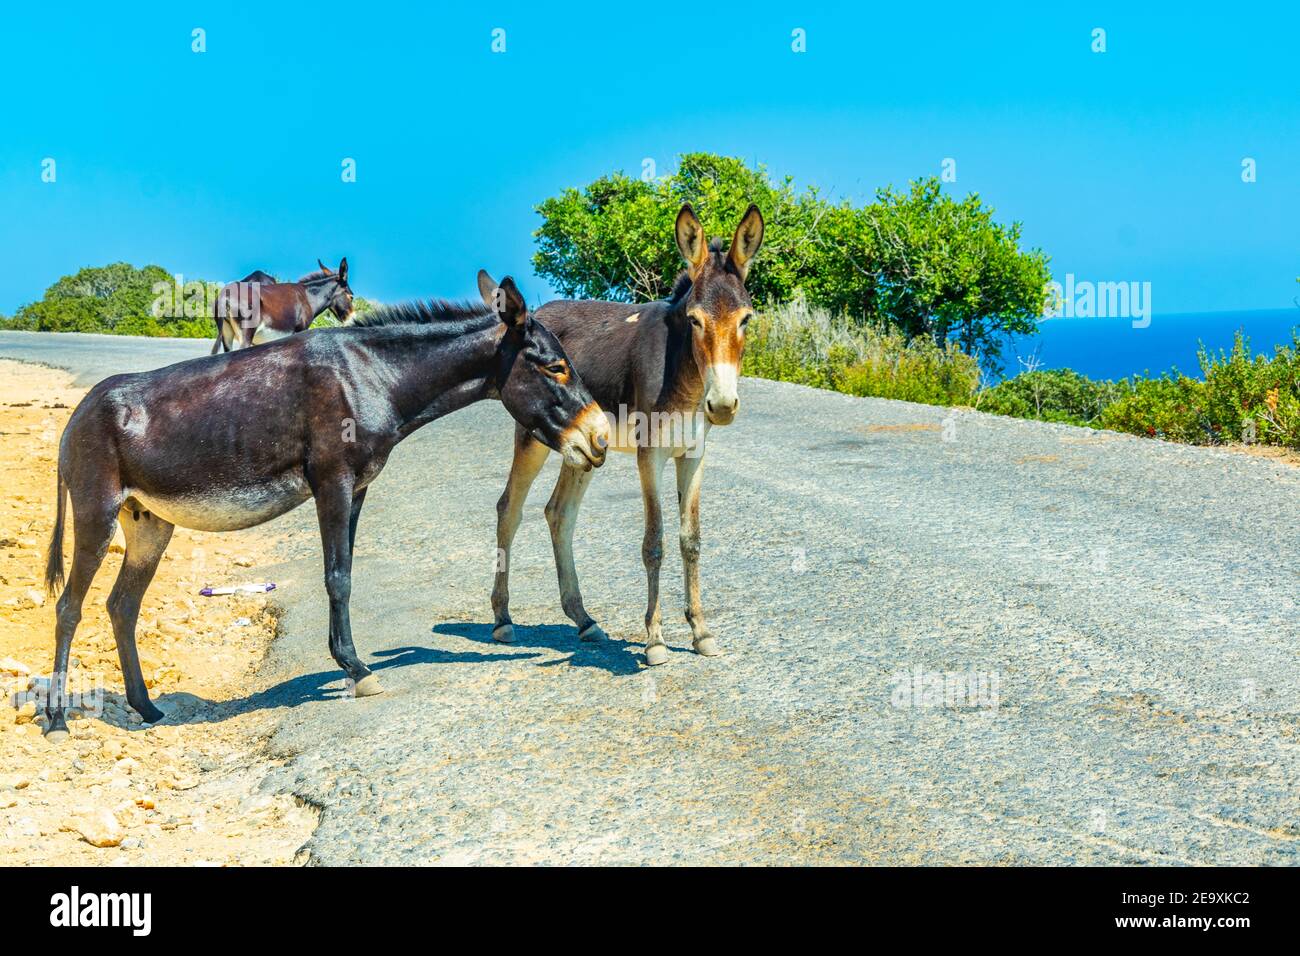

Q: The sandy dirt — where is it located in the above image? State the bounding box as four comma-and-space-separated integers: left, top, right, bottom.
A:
0, 360, 317, 865
1231, 442, 1300, 467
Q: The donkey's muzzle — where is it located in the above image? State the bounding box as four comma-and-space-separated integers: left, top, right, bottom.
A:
703, 364, 740, 426
560, 404, 610, 470
705, 396, 739, 425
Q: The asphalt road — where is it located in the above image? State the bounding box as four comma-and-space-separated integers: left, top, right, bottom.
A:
4, 329, 1298, 865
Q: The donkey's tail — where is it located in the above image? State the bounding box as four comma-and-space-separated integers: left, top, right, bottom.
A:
211, 289, 232, 354
45, 469, 68, 595
210, 312, 226, 355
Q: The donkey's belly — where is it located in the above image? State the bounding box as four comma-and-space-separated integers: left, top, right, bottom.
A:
606, 408, 710, 456
127, 473, 312, 532
251, 324, 294, 345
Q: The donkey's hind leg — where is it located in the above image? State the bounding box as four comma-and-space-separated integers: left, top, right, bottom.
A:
45, 503, 117, 743
491, 427, 549, 644
545, 462, 603, 642
106, 507, 174, 723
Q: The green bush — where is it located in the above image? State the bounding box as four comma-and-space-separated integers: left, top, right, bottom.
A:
534, 155, 1052, 374
1096, 375, 1203, 441
742, 299, 981, 406
0, 263, 213, 338
978, 368, 1128, 426
743, 305, 1299, 451
1099, 333, 1300, 447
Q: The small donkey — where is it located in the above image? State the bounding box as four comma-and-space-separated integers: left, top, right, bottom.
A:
212, 258, 355, 352
487, 203, 763, 665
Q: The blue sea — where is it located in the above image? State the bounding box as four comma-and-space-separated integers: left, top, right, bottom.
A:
997, 308, 1300, 382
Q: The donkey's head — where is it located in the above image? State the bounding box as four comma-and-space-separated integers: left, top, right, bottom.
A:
478, 270, 609, 471
316, 257, 356, 324
674, 203, 765, 425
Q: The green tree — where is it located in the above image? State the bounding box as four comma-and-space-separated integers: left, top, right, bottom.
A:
860, 180, 1049, 361
534, 154, 825, 304
4, 262, 184, 333
532, 155, 1052, 372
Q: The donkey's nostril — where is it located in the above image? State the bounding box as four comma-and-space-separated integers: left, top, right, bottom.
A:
705, 399, 716, 414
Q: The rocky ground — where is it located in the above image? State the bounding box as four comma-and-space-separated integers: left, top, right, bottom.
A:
0, 360, 316, 865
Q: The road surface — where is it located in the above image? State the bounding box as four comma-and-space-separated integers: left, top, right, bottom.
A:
4, 329, 1297, 864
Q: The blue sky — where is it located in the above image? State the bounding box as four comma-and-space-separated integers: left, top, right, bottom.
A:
2, 1, 1297, 316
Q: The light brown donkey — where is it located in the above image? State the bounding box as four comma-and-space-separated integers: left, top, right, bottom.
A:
484, 203, 763, 665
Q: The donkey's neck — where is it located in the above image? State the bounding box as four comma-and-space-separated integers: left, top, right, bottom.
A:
360, 322, 503, 439
657, 303, 706, 408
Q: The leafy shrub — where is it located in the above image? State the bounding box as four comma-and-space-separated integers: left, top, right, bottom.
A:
978, 368, 1128, 426
1099, 333, 1300, 447
1097, 376, 1204, 442
744, 305, 1298, 451
0, 263, 214, 338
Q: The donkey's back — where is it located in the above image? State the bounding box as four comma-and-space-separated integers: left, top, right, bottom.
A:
56, 343, 323, 533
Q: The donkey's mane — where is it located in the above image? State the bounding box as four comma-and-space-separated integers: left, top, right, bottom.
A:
348, 299, 496, 332
667, 271, 694, 304
297, 269, 339, 286
666, 239, 729, 304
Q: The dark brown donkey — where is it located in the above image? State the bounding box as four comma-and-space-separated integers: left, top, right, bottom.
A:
487, 203, 763, 666
211, 258, 355, 353
42, 278, 609, 742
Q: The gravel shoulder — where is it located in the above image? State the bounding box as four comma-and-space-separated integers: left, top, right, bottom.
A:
3, 331, 1297, 865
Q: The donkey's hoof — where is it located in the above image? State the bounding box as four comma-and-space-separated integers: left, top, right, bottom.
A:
44, 729, 69, 746
578, 622, 607, 643
136, 704, 166, 725
492, 623, 516, 644
352, 675, 384, 697
645, 643, 670, 667
693, 637, 722, 657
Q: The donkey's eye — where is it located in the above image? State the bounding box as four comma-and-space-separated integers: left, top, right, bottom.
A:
545, 363, 567, 375
740, 313, 753, 328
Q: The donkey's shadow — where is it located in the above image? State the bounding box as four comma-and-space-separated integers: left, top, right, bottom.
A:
128, 642, 537, 730
95, 619, 642, 732
431, 620, 646, 677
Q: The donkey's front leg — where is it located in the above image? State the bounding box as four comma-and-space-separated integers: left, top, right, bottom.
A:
314, 480, 382, 697
675, 451, 720, 656
638, 446, 671, 666
545, 462, 604, 642
492, 429, 549, 644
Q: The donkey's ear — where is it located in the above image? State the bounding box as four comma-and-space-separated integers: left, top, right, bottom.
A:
495, 276, 528, 328
338, 258, 348, 284
476, 269, 499, 308
675, 204, 709, 279
317, 258, 334, 275
728, 204, 764, 281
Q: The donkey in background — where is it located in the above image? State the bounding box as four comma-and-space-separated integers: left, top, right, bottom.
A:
211, 258, 355, 353
43, 277, 608, 742
487, 203, 763, 665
